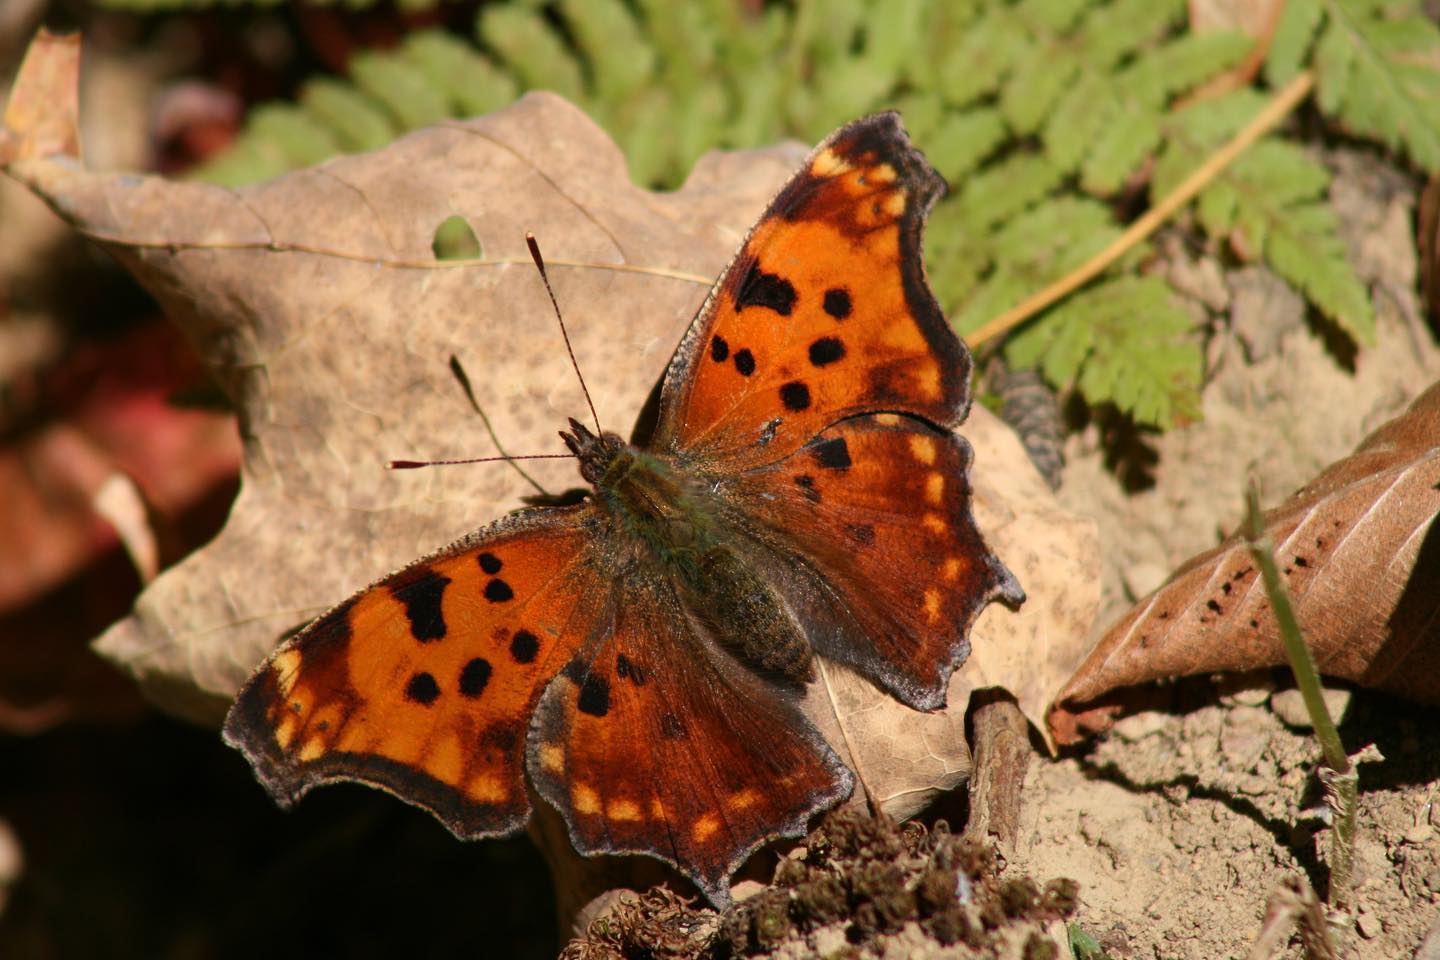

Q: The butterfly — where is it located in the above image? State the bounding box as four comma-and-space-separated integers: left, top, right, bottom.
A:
222, 112, 1024, 907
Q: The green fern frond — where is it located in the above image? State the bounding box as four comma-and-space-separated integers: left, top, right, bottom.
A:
948, 198, 1123, 333
300, 78, 398, 153
399, 32, 518, 118
1155, 92, 1375, 344
348, 51, 451, 131
1004, 276, 1202, 428
951, 154, 1065, 234
1275, 0, 1440, 169
1039, 27, 1249, 190
560, 0, 655, 105
477, 6, 586, 103
167, 0, 1440, 433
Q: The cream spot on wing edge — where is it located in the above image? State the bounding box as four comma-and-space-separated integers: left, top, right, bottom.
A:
942, 557, 961, 581
539, 742, 564, 774
298, 736, 325, 761
471, 775, 506, 803
811, 148, 852, 177
727, 789, 760, 811
873, 413, 901, 426
882, 189, 907, 218
923, 513, 947, 535
926, 472, 945, 505
908, 434, 937, 465
693, 812, 721, 843
924, 589, 942, 623
608, 799, 643, 822
275, 713, 300, 750
273, 650, 302, 697
868, 163, 897, 184
915, 361, 942, 400
573, 783, 600, 816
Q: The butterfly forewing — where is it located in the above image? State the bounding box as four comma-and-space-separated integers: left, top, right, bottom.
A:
652, 113, 968, 467
223, 506, 597, 838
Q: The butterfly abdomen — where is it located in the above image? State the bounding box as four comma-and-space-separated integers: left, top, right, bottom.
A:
683, 547, 814, 686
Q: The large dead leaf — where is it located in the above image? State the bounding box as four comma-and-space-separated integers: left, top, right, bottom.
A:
5, 33, 1097, 812
1050, 381, 1440, 744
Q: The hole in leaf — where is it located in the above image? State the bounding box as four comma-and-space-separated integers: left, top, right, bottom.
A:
432, 215, 480, 260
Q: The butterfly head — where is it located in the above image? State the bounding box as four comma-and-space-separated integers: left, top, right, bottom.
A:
560, 418, 628, 486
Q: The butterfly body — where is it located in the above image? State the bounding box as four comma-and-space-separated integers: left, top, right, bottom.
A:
564, 416, 819, 685
224, 113, 1024, 906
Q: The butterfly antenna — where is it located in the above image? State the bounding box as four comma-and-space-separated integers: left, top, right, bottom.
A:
527, 233, 602, 435
447, 355, 550, 496
389, 454, 575, 470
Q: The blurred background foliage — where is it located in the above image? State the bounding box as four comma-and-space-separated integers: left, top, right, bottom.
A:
73, 0, 1440, 429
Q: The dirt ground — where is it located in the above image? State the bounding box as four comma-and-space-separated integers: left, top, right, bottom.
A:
1017, 682, 1440, 959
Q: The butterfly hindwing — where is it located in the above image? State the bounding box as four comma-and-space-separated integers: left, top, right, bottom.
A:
223, 506, 598, 838
722, 413, 1024, 711
527, 576, 853, 906
652, 112, 967, 466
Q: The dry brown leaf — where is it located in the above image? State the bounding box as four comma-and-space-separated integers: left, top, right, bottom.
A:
1050, 382, 1440, 744
4, 33, 1098, 809
0, 30, 78, 166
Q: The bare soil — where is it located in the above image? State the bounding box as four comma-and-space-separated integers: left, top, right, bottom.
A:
1017, 682, 1440, 959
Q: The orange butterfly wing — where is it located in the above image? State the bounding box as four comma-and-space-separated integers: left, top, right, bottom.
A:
224, 498, 852, 905
652, 112, 967, 467
223, 506, 595, 837
721, 414, 1022, 710
651, 112, 1021, 710
527, 578, 851, 906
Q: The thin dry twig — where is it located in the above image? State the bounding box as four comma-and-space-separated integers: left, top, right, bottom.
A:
962, 690, 1032, 859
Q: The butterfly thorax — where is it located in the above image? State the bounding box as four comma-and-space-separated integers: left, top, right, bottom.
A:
560, 418, 815, 685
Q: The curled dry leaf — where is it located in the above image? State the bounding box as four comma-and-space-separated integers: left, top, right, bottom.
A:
1050, 381, 1440, 744
4, 32, 1098, 811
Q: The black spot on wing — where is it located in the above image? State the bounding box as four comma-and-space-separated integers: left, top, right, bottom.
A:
824, 288, 852, 319
733, 349, 756, 376
615, 653, 647, 686
484, 579, 514, 603
794, 474, 820, 503
733, 259, 796, 316
406, 672, 440, 706
660, 712, 686, 740
809, 337, 846, 367
478, 552, 502, 575
811, 436, 851, 470
710, 335, 729, 362
459, 658, 491, 697
847, 524, 875, 545
391, 568, 451, 642
578, 673, 610, 717
780, 382, 811, 411
510, 629, 539, 664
